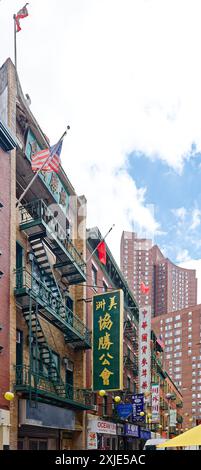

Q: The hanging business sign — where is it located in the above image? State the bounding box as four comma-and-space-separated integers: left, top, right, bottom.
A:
151, 383, 160, 423
116, 404, 133, 419
139, 306, 151, 394
124, 424, 139, 438
132, 393, 145, 422
92, 290, 123, 391
87, 432, 98, 450
169, 409, 177, 427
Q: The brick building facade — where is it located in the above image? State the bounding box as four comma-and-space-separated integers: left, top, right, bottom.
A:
0, 58, 92, 450
0, 118, 18, 449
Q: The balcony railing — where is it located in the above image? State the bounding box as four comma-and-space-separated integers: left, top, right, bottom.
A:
160, 399, 168, 410
152, 352, 163, 370
14, 268, 91, 349
19, 199, 86, 283
15, 365, 93, 410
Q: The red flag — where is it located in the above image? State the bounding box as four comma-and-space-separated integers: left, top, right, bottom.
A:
140, 282, 150, 294
97, 241, 106, 265
15, 3, 29, 32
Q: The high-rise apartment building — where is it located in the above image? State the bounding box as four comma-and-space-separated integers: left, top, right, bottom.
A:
120, 231, 197, 316
152, 305, 201, 429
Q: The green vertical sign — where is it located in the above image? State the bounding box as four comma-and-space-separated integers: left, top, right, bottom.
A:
92, 289, 123, 391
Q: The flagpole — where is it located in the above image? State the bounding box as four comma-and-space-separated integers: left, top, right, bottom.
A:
85, 224, 115, 264
13, 15, 17, 70
16, 126, 70, 207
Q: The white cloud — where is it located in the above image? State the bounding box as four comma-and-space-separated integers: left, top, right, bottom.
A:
172, 207, 187, 222
2, 1, 201, 261
189, 208, 201, 230
176, 249, 191, 263
179, 259, 201, 303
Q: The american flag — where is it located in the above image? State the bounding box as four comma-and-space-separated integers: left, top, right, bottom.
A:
31, 140, 63, 173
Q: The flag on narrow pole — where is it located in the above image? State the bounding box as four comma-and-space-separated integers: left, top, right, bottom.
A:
140, 281, 150, 294
13, 3, 29, 70
16, 127, 70, 207
15, 3, 29, 32
97, 241, 106, 265
31, 140, 63, 173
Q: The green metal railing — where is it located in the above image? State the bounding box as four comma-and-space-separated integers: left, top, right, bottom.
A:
152, 352, 163, 370
15, 365, 93, 408
14, 268, 91, 347
19, 199, 86, 276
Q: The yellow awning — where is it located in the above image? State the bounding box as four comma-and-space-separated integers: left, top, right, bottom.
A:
157, 425, 201, 448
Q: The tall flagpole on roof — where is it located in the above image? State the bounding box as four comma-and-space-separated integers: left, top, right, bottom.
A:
16, 126, 70, 207
13, 14, 17, 70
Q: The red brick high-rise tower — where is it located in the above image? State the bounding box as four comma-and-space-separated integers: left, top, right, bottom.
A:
120, 231, 197, 317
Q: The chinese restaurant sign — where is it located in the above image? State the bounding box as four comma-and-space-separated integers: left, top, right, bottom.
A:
92, 290, 123, 391
151, 383, 160, 423
139, 306, 151, 394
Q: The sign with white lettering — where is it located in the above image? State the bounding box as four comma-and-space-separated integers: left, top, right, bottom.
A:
139, 306, 151, 394
124, 424, 139, 437
88, 419, 116, 435
151, 383, 160, 423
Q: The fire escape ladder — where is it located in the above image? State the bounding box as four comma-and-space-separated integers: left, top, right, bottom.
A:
29, 238, 61, 298
23, 303, 66, 398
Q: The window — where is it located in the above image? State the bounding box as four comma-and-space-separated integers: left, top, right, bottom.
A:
103, 396, 108, 416
92, 265, 97, 287
16, 330, 23, 366
127, 376, 131, 391
29, 440, 48, 450
174, 329, 181, 336
174, 338, 181, 343
102, 281, 108, 292
175, 315, 181, 320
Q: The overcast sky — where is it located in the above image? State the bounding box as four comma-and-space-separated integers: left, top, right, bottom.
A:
1, 0, 201, 301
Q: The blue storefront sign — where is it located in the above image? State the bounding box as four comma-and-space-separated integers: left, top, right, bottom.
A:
116, 404, 133, 419
132, 393, 145, 422
124, 424, 139, 437
140, 429, 151, 440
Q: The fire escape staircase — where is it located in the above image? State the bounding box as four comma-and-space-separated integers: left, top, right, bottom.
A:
23, 305, 66, 398
29, 238, 61, 298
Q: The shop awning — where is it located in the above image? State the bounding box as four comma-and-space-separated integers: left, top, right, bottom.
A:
157, 425, 201, 447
